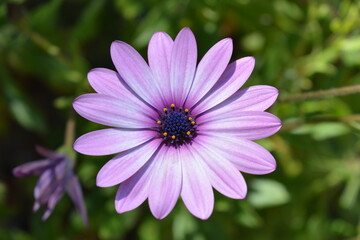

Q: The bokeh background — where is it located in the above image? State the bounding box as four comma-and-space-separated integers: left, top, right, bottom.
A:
1, 0, 360, 239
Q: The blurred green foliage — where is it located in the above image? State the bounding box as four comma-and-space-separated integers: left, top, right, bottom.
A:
1, 0, 359, 239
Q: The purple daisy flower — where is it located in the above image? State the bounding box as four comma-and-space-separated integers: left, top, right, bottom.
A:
13, 146, 88, 226
73, 28, 281, 220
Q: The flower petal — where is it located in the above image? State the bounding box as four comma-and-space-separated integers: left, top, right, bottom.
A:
191, 57, 255, 115
42, 184, 64, 220
115, 155, 156, 213
13, 159, 51, 177
111, 41, 163, 109
197, 111, 281, 140
185, 38, 233, 108
181, 145, 214, 220
192, 137, 247, 199
66, 175, 89, 227
170, 27, 197, 107
199, 134, 276, 174
148, 32, 174, 106
149, 147, 182, 219
74, 128, 156, 156
199, 85, 279, 117
96, 139, 162, 187
88, 68, 155, 109
73, 93, 156, 128
34, 169, 57, 204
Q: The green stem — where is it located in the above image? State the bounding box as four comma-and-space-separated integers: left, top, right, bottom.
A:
280, 85, 360, 103
64, 111, 76, 149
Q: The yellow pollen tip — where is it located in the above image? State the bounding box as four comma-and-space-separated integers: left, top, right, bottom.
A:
191, 121, 196, 125
186, 131, 191, 135
157, 120, 162, 124
163, 132, 168, 137
185, 109, 189, 112
188, 117, 193, 121
171, 135, 176, 139
170, 104, 175, 108
163, 108, 168, 112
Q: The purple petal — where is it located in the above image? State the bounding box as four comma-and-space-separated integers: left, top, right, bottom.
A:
197, 111, 281, 140
191, 57, 255, 115
191, 138, 247, 199
185, 38, 233, 108
42, 184, 65, 221
111, 41, 164, 110
115, 155, 156, 213
74, 128, 156, 156
13, 159, 51, 177
199, 134, 276, 174
34, 169, 57, 204
148, 32, 174, 106
88, 68, 155, 109
170, 27, 197, 107
181, 145, 214, 220
96, 139, 162, 187
149, 147, 182, 219
35, 146, 56, 158
200, 85, 279, 117
73, 93, 157, 129
66, 175, 88, 227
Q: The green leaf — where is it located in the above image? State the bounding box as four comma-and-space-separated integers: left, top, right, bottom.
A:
248, 179, 290, 208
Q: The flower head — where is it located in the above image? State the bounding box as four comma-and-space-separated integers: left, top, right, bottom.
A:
73, 28, 281, 219
13, 146, 88, 226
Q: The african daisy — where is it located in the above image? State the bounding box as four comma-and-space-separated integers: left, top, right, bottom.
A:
73, 27, 281, 220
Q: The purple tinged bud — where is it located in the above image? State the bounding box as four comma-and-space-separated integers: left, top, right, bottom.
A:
13, 146, 88, 227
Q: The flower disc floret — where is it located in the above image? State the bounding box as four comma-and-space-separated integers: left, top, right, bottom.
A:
157, 105, 197, 147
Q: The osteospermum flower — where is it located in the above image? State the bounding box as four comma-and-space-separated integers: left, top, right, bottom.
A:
13, 146, 88, 226
73, 27, 281, 220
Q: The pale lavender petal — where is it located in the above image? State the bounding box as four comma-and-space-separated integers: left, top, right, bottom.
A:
148, 32, 174, 106
88, 68, 126, 97
200, 85, 279, 117
115, 154, 157, 213
197, 111, 281, 140
191, 57, 255, 115
74, 128, 156, 156
149, 147, 182, 219
96, 139, 162, 187
73, 93, 156, 128
192, 138, 247, 199
170, 28, 197, 107
181, 145, 214, 220
88, 68, 155, 110
111, 41, 164, 110
66, 175, 88, 227
13, 160, 51, 177
185, 38, 233, 108
199, 134, 276, 174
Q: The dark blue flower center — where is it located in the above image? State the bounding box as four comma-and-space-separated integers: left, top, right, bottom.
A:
156, 105, 197, 147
